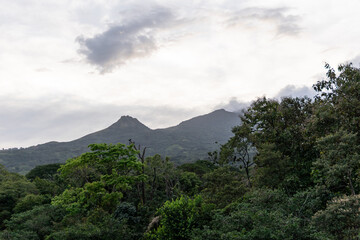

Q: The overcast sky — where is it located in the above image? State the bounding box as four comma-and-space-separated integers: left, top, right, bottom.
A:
1, 0, 360, 148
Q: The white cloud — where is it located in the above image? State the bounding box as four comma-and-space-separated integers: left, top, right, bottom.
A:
351, 55, 360, 67
215, 98, 251, 113
226, 7, 301, 36
275, 84, 316, 99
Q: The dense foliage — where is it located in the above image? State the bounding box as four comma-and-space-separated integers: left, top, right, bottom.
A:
1, 63, 360, 239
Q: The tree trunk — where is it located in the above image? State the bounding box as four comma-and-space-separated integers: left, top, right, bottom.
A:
348, 169, 356, 196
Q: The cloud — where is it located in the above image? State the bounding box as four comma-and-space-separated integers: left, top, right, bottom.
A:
60, 58, 79, 64
275, 85, 315, 99
214, 86, 315, 116
0, 96, 201, 148
34, 68, 51, 72
350, 55, 360, 67
215, 85, 315, 114
227, 7, 301, 36
75, 3, 302, 73
77, 6, 179, 73
215, 97, 251, 113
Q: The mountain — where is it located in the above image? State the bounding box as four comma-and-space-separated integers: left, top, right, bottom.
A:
0, 109, 240, 174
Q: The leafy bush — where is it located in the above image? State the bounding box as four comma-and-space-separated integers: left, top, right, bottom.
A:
145, 195, 214, 240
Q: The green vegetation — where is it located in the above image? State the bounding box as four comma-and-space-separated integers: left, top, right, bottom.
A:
1, 63, 360, 239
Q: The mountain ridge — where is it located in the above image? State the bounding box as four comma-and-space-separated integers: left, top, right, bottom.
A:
0, 109, 240, 174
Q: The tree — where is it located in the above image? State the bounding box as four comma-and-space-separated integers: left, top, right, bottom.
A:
144, 154, 178, 202
179, 172, 202, 196
13, 194, 48, 213
312, 130, 360, 196
313, 63, 360, 139
145, 195, 213, 240
201, 166, 247, 208
25, 163, 62, 181
192, 189, 316, 240
52, 143, 145, 214
0, 204, 65, 240
312, 195, 360, 239
226, 97, 315, 192
178, 160, 216, 177
0, 165, 38, 229
129, 139, 147, 205
220, 124, 255, 187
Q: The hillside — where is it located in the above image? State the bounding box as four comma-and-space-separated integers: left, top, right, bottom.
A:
0, 109, 240, 173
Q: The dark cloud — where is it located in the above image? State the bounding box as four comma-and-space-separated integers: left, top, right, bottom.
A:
275, 85, 315, 99
0, 96, 201, 148
215, 97, 251, 113
227, 7, 301, 36
77, 6, 178, 73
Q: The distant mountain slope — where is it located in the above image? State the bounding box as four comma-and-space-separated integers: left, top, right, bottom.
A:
0, 109, 240, 174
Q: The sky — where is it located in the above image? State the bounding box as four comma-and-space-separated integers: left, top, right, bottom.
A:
1, 0, 360, 148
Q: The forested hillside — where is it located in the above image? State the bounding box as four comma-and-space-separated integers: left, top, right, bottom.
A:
0, 109, 240, 174
1, 63, 360, 239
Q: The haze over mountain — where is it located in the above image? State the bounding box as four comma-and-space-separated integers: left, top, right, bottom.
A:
0, 109, 240, 174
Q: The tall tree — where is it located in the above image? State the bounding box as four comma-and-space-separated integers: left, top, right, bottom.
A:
313, 130, 360, 196
224, 97, 315, 192
129, 139, 147, 205
0, 165, 38, 229
313, 63, 360, 138
52, 143, 145, 214
220, 124, 254, 187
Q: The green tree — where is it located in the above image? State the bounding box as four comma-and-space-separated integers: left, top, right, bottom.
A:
313, 63, 360, 138
25, 163, 62, 181
52, 143, 145, 214
192, 189, 318, 240
143, 154, 178, 203
178, 160, 216, 177
179, 172, 202, 196
312, 130, 360, 196
228, 97, 315, 192
201, 166, 246, 208
312, 195, 360, 239
33, 177, 63, 196
46, 207, 139, 240
145, 195, 213, 240
13, 194, 48, 213
220, 124, 255, 187
0, 204, 65, 240
0, 165, 38, 229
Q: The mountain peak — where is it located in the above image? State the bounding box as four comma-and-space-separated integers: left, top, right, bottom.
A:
108, 115, 150, 130
174, 109, 240, 131
213, 108, 226, 112
119, 115, 137, 121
